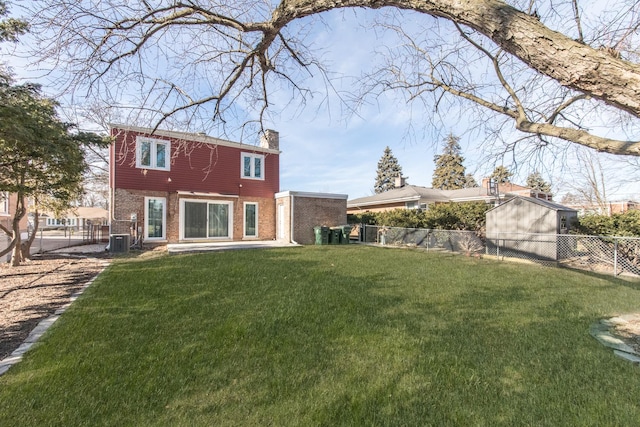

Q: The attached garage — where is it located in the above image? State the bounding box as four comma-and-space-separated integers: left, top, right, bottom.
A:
275, 191, 347, 245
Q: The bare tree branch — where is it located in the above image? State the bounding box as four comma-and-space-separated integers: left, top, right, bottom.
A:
22, 0, 640, 156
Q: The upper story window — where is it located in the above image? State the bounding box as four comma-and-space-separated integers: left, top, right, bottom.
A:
136, 136, 170, 171
241, 153, 264, 180
0, 192, 8, 215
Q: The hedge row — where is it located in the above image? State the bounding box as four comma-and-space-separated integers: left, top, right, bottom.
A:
347, 202, 490, 232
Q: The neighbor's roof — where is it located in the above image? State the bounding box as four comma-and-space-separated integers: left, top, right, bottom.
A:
347, 186, 449, 208
41, 207, 109, 219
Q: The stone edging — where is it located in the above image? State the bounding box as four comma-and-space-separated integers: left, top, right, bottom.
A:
0, 260, 110, 376
590, 315, 640, 365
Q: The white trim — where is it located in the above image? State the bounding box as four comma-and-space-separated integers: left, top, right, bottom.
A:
240, 152, 265, 180
275, 191, 348, 200
179, 198, 234, 241
136, 136, 170, 171
0, 192, 8, 215
144, 196, 167, 241
176, 191, 239, 198
243, 202, 259, 239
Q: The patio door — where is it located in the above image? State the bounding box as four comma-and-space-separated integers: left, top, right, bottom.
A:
181, 200, 232, 239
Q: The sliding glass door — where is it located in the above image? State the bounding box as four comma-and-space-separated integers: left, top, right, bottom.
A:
181, 200, 232, 239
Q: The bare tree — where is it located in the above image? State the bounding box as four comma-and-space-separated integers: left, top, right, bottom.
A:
20, 0, 640, 155
560, 148, 619, 215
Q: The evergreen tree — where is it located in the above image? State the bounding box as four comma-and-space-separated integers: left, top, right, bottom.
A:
432, 134, 467, 190
526, 171, 552, 193
490, 165, 513, 184
0, 1, 28, 43
374, 146, 403, 194
463, 173, 478, 188
0, 76, 108, 265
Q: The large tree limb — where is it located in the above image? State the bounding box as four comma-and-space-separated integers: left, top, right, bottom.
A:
26, 0, 640, 155
274, 0, 640, 119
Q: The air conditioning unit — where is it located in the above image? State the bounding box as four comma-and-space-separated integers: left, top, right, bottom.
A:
109, 234, 130, 253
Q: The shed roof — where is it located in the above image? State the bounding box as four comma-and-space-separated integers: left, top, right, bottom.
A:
486, 195, 577, 213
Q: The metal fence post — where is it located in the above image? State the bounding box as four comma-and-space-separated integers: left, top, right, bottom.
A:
614, 238, 618, 276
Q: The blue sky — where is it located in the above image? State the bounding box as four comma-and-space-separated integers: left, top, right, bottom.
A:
5, 3, 640, 201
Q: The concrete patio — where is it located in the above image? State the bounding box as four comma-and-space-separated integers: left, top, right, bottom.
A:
167, 240, 298, 254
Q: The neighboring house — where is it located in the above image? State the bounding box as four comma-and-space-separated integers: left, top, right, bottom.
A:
347, 178, 552, 214
0, 192, 30, 254
37, 207, 109, 231
485, 196, 578, 261
110, 125, 281, 244
0, 192, 29, 233
562, 200, 640, 216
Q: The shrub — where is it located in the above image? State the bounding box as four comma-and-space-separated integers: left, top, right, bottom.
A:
348, 202, 489, 232
576, 210, 640, 237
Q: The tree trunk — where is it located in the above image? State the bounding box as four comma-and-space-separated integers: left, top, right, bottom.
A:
10, 223, 23, 267
9, 193, 27, 266
278, 0, 640, 135
0, 229, 15, 261
21, 211, 39, 260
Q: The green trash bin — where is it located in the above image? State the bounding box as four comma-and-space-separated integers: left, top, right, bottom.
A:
329, 228, 341, 245
314, 226, 329, 245
340, 226, 352, 244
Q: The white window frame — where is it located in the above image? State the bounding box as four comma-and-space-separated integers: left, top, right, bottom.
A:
0, 192, 8, 215
136, 136, 170, 171
47, 218, 76, 226
179, 198, 234, 240
243, 202, 259, 238
144, 196, 167, 241
240, 152, 265, 180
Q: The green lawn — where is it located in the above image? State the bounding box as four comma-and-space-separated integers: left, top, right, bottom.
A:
1, 245, 640, 426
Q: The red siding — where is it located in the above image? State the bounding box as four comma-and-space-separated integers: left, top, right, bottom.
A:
110, 128, 279, 198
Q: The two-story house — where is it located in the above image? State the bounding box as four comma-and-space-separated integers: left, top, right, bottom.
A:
110, 125, 280, 244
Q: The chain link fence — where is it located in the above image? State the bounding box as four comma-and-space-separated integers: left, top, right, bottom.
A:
355, 225, 640, 277
486, 232, 640, 277
358, 225, 484, 255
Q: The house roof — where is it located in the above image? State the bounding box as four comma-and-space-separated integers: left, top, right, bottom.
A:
109, 124, 281, 155
486, 195, 577, 213
41, 207, 109, 219
347, 186, 448, 208
348, 182, 543, 208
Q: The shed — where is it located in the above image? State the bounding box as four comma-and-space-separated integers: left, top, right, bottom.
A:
485, 196, 578, 261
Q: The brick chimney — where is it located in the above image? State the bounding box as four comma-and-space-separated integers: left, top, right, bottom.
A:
394, 176, 407, 188
260, 129, 279, 150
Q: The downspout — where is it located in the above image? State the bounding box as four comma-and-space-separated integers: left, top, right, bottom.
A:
290, 194, 298, 244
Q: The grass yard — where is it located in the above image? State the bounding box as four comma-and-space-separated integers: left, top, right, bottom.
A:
1, 245, 640, 426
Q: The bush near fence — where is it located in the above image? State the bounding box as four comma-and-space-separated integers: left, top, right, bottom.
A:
348, 202, 489, 232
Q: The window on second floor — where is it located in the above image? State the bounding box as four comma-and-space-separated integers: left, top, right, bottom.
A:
241, 153, 264, 180
136, 137, 170, 171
